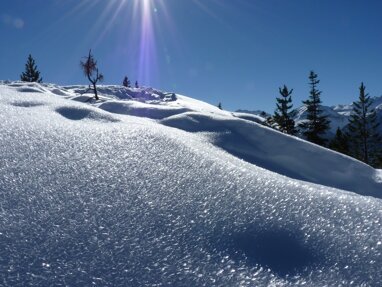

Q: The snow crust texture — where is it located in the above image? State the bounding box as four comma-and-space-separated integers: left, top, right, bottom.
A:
161, 112, 382, 198
1, 82, 382, 286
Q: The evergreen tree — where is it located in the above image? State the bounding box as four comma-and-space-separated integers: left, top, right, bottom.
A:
273, 85, 296, 135
135, 80, 139, 88
299, 71, 330, 145
347, 82, 382, 166
375, 154, 382, 169
260, 111, 268, 118
329, 127, 350, 155
80, 49, 103, 100
265, 116, 275, 128
217, 102, 222, 110
20, 54, 42, 83
123, 76, 131, 88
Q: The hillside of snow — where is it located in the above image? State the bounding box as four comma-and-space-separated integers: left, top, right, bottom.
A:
1, 81, 382, 286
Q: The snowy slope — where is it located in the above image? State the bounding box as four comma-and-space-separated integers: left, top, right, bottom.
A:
21, 81, 381, 197
1, 82, 382, 286
13, 81, 380, 197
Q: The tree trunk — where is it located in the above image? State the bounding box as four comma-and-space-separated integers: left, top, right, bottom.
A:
93, 82, 99, 100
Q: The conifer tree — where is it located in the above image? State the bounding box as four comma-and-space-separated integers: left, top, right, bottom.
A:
20, 54, 42, 83
329, 127, 350, 155
265, 116, 275, 128
217, 102, 222, 110
123, 76, 131, 88
299, 71, 330, 145
347, 82, 382, 165
80, 50, 103, 100
273, 85, 296, 135
260, 111, 268, 118
135, 80, 139, 88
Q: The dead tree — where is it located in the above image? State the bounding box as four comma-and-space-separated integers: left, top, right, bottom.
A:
80, 49, 103, 100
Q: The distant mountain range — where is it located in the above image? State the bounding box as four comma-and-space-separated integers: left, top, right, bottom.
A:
237, 95, 382, 137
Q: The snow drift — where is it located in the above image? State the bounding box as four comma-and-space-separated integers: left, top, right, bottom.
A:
0, 82, 382, 286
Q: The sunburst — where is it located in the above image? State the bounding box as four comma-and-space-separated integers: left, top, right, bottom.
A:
47, 0, 225, 86
102, 0, 165, 85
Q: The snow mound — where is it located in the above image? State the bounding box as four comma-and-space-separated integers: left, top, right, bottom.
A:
64, 85, 177, 103
50, 88, 72, 97
16, 86, 45, 93
56, 106, 120, 122
376, 169, 382, 183
232, 112, 267, 124
161, 112, 382, 198
11, 100, 46, 107
1, 82, 382, 286
98, 101, 191, 120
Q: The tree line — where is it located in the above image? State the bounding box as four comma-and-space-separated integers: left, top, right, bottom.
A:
19, 54, 382, 168
267, 71, 382, 168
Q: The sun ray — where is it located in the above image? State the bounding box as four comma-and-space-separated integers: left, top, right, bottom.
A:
42, 0, 231, 87
92, 1, 128, 47
86, 0, 165, 85
136, 0, 157, 85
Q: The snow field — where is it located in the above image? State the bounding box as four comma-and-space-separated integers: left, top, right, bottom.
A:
0, 82, 381, 286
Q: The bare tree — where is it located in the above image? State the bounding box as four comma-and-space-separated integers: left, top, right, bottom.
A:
80, 49, 103, 100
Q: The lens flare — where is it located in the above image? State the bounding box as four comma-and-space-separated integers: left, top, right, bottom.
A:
52, 0, 164, 86
136, 0, 157, 85
111, 0, 164, 86
45, 0, 225, 87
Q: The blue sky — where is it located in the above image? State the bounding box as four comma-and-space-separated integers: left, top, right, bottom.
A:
1, 0, 382, 113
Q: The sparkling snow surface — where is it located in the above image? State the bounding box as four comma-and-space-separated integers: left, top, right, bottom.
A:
1, 82, 382, 286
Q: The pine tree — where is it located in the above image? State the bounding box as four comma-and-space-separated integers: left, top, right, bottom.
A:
347, 82, 382, 166
80, 50, 103, 100
265, 116, 275, 128
329, 127, 350, 155
135, 81, 139, 88
273, 85, 296, 135
217, 102, 222, 110
20, 54, 42, 83
260, 111, 268, 118
123, 76, 131, 88
299, 71, 330, 145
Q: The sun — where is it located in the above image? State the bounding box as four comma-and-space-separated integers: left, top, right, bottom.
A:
64, 0, 165, 85
56, 0, 221, 86
104, 0, 167, 85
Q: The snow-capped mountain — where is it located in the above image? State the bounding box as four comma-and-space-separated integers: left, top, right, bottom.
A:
1, 81, 382, 286
238, 95, 382, 137
294, 96, 382, 135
